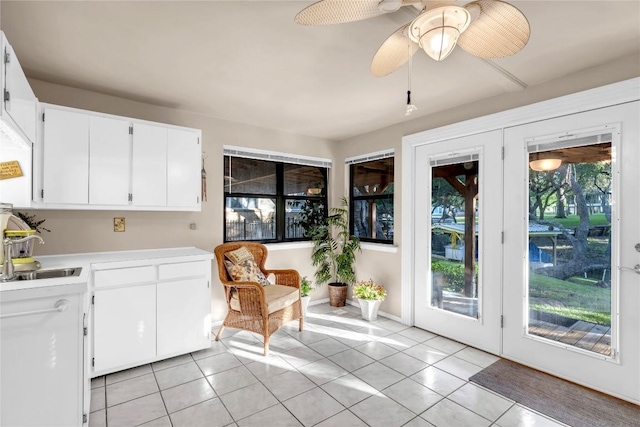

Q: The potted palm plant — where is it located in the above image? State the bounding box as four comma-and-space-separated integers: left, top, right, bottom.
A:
353, 279, 386, 321
308, 197, 361, 307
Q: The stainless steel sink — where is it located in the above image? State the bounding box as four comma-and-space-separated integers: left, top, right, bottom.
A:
15, 267, 82, 280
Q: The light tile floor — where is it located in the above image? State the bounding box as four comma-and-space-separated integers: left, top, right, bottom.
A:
90, 303, 567, 427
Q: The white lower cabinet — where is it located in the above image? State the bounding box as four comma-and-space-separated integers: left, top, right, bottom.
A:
92, 259, 211, 376
93, 284, 157, 372
157, 277, 210, 357
1, 289, 85, 426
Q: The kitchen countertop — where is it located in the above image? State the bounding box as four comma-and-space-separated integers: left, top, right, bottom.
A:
0, 247, 213, 296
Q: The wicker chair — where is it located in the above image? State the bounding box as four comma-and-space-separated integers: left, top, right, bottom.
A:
214, 242, 303, 356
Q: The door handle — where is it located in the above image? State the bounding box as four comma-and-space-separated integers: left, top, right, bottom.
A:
0, 299, 69, 319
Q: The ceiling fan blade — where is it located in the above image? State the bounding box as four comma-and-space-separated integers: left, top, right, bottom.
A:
371, 23, 419, 77
458, 0, 530, 58
295, 0, 388, 26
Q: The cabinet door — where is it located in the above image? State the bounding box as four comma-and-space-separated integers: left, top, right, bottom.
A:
94, 285, 156, 373
132, 123, 167, 206
43, 108, 90, 204
167, 128, 201, 208
89, 116, 131, 205
1, 293, 82, 426
3, 41, 37, 144
157, 278, 210, 356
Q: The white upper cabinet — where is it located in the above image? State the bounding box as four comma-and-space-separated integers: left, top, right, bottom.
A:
89, 116, 131, 205
42, 107, 90, 205
168, 128, 201, 209
39, 104, 202, 211
1, 32, 37, 146
132, 123, 167, 206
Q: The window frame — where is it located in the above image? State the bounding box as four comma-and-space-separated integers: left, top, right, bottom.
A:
348, 152, 395, 245
223, 155, 329, 244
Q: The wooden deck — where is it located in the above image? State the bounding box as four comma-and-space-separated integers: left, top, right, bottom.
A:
529, 319, 611, 355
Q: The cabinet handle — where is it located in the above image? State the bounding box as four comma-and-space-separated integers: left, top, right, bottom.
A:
0, 299, 69, 319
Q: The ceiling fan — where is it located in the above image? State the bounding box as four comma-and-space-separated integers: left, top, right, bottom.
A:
295, 0, 530, 77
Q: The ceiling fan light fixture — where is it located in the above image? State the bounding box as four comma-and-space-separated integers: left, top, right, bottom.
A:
409, 6, 471, 61
529, 158, 562, 172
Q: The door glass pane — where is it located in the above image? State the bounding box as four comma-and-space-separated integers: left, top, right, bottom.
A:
527, 140, 612, 356
431, 160, 479, 318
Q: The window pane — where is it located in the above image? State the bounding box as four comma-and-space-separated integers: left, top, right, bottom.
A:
284, 164, 326, 196
353, 198, 393, 241
430, 161, 479, 319
527, 141, 612, 356
225, 197, 275, 241
352, 158, 394, 195
351, 157, 394, 242
224, 156, 276, 195
285, 199, 326, 239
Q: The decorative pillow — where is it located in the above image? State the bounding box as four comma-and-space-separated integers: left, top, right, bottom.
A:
223, 258, 271, 286
225, 246, 254, 265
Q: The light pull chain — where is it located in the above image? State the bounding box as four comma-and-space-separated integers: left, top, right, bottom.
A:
406, 43, 418, 116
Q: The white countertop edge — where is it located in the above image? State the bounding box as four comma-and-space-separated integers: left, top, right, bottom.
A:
1, 247, 213, 293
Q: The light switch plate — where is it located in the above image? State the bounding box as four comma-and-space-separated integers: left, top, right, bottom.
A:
114, 217, 125, 232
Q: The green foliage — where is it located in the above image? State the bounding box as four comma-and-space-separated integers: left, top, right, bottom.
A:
529, 273, 611, 326
300, 276, 313, 297
308, 197, 361, 285
14, 212, 50, 233
431, 260, 465, 293
431, 259, 478, 293
353, 279, 386, 300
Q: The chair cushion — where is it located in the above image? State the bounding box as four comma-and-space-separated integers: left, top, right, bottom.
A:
230, 284, 300, 314
224, 246, 270, 286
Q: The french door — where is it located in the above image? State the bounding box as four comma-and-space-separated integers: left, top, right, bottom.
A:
414, 130, 503, 354
502, 101, 640, 403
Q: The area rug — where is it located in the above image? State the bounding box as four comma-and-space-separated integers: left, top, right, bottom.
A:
469, 359, 640, 427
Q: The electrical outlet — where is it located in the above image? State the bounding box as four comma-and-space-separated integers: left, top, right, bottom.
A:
114, 217, 125, 232
189, 223, 197, 230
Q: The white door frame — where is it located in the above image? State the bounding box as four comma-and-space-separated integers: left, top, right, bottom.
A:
401, 77, 640, 327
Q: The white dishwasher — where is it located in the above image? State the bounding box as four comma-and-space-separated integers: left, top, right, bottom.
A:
1, 283, 87, 426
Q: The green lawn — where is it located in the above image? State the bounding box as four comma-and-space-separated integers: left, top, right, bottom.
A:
529, 273, 611, 326
549, 213, 609, 227
432, 255, 612, 326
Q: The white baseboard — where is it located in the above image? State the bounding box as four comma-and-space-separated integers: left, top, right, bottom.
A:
210, 299, 405, 329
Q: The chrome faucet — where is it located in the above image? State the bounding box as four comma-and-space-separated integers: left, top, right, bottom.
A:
0, 235, 45, 282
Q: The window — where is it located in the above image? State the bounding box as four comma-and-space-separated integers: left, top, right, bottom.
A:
223, 149, 329, 243
349, 151, 394, 243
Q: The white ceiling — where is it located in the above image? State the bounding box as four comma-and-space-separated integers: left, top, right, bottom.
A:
2, 1, 639, 141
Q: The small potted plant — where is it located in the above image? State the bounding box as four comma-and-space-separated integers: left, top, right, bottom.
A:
300, 276, 313, 317
353, 279, 386, 321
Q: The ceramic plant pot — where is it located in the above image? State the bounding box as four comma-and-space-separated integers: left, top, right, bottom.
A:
359, 299, 382, 321
301, 295, 311, 317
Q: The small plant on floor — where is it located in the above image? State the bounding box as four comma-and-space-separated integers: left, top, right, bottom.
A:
353, 279, 386, 301
300, 276, 313, 297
